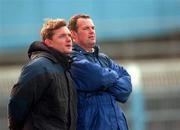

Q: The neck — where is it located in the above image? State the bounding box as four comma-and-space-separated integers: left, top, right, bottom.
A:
85, 48, 94, 52
65, 53, 70, 56
76, 43, 94, 52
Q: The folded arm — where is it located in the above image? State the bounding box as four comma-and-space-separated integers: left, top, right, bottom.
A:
106, 59, 132, 103
70, 53, 132, 102
70, 58, 118, 91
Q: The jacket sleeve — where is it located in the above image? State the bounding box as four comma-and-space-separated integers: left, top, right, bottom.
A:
106, 59, 132, 103
8, 63, 51, 130
70, 58, 119, 92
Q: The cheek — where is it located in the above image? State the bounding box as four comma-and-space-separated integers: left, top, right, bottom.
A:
79, 32, 87, 37
80, 33, 87, 40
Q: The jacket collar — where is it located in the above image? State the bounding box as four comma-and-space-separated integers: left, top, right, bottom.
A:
73, 43, 100, 55
28, 41, 72, 69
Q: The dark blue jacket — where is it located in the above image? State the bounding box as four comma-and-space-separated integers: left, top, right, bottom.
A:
70, 44, 132, 130
8, 41, 77, 130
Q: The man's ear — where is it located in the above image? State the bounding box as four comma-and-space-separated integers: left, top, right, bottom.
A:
44, 39, 53, 47
71, 31, 77, 42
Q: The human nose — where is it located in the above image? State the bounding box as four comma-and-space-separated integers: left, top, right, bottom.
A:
89, 28, 95, 34
66, 35, 72, 42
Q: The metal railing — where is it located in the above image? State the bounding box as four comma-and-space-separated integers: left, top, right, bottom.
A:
1, 59, 180, 130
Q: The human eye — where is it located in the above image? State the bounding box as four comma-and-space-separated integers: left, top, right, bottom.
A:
82, 26, 89, 30
58, 34, 66, 38
92, 26, 95, 30
68, 33, 72, 38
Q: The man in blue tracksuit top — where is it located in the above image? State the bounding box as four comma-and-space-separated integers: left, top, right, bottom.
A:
68, 14, 132, 130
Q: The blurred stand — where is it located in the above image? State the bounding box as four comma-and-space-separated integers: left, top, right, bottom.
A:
1, 37, 180, 130
1, 33, 180, 65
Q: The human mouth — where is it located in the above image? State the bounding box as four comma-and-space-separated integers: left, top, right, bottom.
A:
66, 44, 72, 48
89, 36, 95, 40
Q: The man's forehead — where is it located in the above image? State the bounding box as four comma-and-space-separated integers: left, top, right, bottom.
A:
77, 18, 94, 27
54, 27, 70, 34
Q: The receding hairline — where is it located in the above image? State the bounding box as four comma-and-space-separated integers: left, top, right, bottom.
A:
68, 14, 91, 31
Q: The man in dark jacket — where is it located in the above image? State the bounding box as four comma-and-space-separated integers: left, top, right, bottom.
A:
68, 14, 132, 130
8, 19, 77, 130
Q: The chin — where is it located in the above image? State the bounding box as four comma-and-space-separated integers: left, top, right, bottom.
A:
92, 40, 96, 44
90, 42, 96, 47
66, 50, 72, 54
